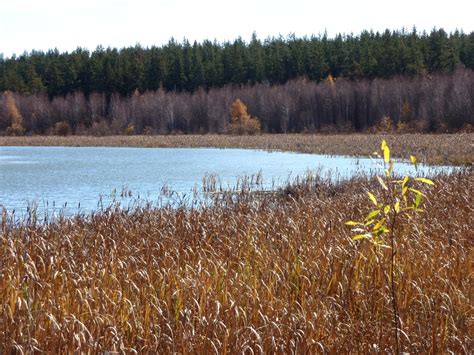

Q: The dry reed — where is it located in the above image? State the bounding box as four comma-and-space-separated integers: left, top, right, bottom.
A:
0, 171, 472, 353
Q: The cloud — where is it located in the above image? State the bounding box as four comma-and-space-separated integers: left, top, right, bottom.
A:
1, 0, 472, 57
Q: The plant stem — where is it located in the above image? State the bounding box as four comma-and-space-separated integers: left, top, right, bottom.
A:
386, 173, 401, 354
390, 214, 400, 354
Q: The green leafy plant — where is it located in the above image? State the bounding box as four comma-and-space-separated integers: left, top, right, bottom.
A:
346, 140, 434, 353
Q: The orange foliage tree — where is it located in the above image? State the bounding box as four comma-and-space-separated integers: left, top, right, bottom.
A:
228, 99, 260, 135
4, 91, 24, 136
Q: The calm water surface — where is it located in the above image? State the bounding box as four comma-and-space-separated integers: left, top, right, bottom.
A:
0, 146, 455, 216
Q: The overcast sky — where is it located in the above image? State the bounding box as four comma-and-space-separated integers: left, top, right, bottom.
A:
1, 0, 472, 57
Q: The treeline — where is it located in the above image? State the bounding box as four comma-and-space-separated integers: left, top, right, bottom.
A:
1, 67, 472, 135
1, 28, 473, 98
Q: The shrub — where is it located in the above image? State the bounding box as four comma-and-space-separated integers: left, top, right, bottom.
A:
54, 121, 71, 136
370, 115, 394, 133
143, 126, 154, 135
90, 121, 111, 136
124, 123, 135, 135
5, 125, 24, 136
459, 123, 474, 133
346, 140, 434, 353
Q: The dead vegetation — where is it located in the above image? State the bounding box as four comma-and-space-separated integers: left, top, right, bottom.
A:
0, 170, 472, 353
1, 133, 472, 165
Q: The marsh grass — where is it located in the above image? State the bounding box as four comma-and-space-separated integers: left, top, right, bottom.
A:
1, 133, 473, 165
0, 170, 472, 353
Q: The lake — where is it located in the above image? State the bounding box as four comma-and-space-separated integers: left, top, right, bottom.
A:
0, 146, 455, 217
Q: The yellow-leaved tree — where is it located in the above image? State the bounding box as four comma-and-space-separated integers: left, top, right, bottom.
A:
228, 99, 260, 135
4, 91, 24, 136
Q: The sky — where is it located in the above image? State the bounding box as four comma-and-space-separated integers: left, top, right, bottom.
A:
1, 0, 472, 57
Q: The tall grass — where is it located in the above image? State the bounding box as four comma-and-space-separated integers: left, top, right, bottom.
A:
0, 171, 472, 353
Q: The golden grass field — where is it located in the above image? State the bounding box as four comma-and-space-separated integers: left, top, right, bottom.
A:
0, 134, 473, 353
1, 133, 473, 165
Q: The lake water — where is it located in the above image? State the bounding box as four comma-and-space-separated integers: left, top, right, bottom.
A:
0, 146, 455, 217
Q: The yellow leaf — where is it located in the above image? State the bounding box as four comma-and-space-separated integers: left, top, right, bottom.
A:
383, 144, 390, 163
394, 200, 400, 213
345, 221, 363, 226
402, 186, 408, 196
352, 234, 370, 241
365, 209, 381, 221
376, 176, 388, 190
365, 219, 375, 226
384, 205, 391, 214
381, 140, 387, 151
410, 155, 417, 167
367, 192, 378, 206
415, 177, 434, 185
408, 187, 425, 196
402, 176, 409, 189
372, 218, 386, 231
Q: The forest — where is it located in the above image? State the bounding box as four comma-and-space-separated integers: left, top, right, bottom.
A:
0, 28, 473, 135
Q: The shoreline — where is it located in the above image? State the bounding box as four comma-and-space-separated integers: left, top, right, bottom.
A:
1, 133, 472, 165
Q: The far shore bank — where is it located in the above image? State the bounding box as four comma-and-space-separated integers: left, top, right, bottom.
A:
1, 133, 472, 166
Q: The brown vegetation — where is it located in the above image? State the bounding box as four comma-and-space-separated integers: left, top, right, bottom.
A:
228, 99, 261, 135
0, 170, 472, 353
54, 121, 71, 136
1, 133, 472, 166
3, 91, 24, 136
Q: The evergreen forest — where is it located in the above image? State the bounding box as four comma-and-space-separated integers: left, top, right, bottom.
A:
1, 28, 473, 135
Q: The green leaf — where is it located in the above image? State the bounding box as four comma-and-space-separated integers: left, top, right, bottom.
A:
415, 192, 422, 208
365, 209, 381, 221
367, 192, 378, 206
415, 177, 434, 185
